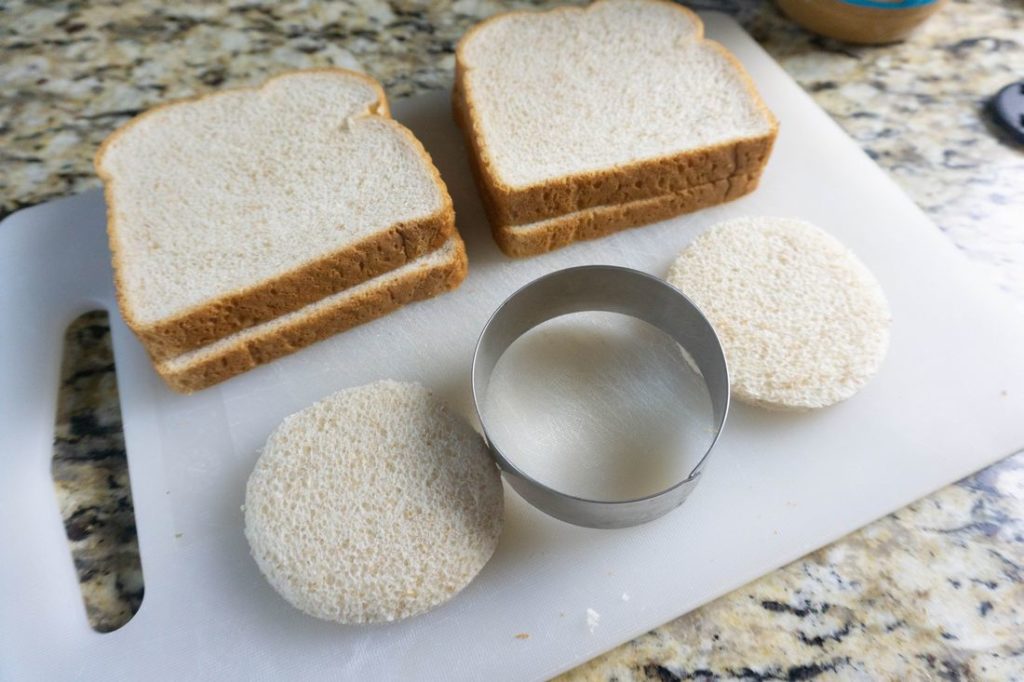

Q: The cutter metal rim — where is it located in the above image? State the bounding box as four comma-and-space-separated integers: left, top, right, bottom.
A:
471, 265, 730, 529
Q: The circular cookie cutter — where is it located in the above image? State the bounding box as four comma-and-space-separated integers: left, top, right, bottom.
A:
471, 265, 730, 529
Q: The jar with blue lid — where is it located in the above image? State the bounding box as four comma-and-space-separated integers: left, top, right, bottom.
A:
776, 0, 946, 44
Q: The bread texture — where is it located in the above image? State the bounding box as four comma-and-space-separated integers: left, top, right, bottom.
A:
97, 68, 455, 359
453, 0, 777, 255
244, 380, 503, 624
667, 217, 891, 410
156, 236, 468, 393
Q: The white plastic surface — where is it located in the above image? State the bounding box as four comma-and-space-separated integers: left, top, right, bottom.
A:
3, 14, 1024, 681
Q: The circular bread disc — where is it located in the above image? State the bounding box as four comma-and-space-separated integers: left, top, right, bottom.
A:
244, 380, 503, 623
667, 217, 890, 410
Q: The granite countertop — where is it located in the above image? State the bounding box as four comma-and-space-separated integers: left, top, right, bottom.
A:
4, 0, 1023, 678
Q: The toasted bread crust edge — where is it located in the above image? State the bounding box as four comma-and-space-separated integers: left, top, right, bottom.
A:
96, 68, 457, 360
155, 236, 469, 393
453, 0, 779, 229
492, 171, 763, 257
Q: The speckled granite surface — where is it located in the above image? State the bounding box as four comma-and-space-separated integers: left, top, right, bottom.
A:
51, 311, 143, 633
4, 0, 1023, 678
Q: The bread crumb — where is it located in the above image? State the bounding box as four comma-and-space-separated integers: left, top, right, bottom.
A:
515, 633, 530, 640
586, 608, 601, 633
621, 592, 630, 602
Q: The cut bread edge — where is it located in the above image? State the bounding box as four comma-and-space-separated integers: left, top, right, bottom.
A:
154, 235, 469, 393
96, 68, 456, 360
452, 0, 779, 228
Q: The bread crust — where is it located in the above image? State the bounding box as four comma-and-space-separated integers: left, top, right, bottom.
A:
96, 68, 456, 359
138, 207, 454, 360
493, 172, 762, 257
455, 93, 764, 257
156, 236, 469, 393
453, 0, 778, 241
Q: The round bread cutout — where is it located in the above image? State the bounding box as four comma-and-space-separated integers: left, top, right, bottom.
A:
667, 217, 890, 410
244, 380, 503, 623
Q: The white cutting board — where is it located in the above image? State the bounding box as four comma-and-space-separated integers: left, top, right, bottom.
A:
2, 14, 1024, 681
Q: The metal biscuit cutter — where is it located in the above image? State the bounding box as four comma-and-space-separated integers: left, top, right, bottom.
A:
471, 265, 730, 529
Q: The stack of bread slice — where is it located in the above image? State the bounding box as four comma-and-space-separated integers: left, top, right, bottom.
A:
96, 69, 466, 393
453, 0, 779, 257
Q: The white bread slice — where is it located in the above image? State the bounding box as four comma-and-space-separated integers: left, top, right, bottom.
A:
453, 0, 777, 250
96, 68, 455, 359
156, 236, 467, 393
667, 217, 891, 410
244, 380, 503, 624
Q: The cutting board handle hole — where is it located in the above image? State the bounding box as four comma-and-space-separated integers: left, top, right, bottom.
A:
51, 310, 145, 633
